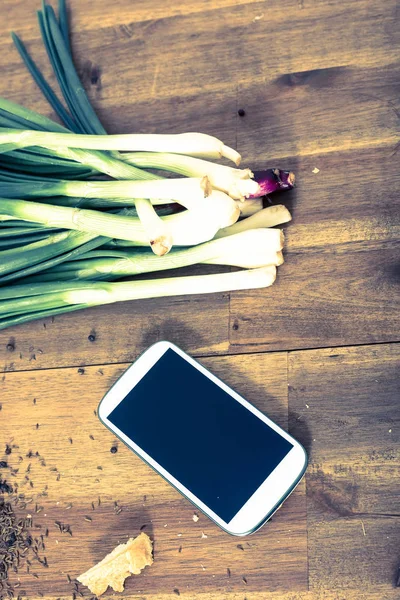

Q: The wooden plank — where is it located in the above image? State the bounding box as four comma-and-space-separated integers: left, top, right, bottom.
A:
0, 352, 308, 597
0, 0, 398, 364
0, 0, 267, 36
230, 145, 400, 351
0, 293, 230, 372
1, 1, 397, 115
288, 344, 400, 593
236, 65, 399, 160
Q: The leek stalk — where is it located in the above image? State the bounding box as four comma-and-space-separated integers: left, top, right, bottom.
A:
20, 229, 284, 282
0, 267, 276, 329
0, 198, 230, 246
0, 128, 241, 164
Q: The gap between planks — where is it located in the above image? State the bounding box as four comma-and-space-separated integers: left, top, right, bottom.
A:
2, 340, 400, 376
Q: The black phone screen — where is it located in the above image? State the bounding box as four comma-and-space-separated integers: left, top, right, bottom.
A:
108, 348, 293, 522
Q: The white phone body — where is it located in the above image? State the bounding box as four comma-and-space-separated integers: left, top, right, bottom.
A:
98, 341, 307, 536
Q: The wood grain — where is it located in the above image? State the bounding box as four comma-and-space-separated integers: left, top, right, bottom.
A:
230, 145, 400, 351
0, 352, 308, 598
0, 0, 398, 367
1, 0, 399, 598
288, 344, 400, 593
0, 293, 230, 372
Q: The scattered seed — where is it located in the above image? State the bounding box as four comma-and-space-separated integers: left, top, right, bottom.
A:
110, 446, 118, 454
97, 466, 103, 470
56, 473, 61, 481
77, 368, 85, 375
84, 516, 92, 522
140, 524, 147, 531
66, 503, 73, 510
68, 438, 73, 444
192, 513, 199, 522
238, 108, 246, 117
98, 497, 101, 506
91, 502, 95, 510
178, 546, 182, 553
0, 461, 8, 468
33, 398, 36, 405
237, 544, 244, 551
242, 576, 248, 584
173, 589, 180, 596
5, 445, 12, 455
32, 573, 39, 579
201, 531, 208, 538
67, 574, 72, 583
35, 423, 40, 430
88, 334, 96, 342
89, 435, 95, 440
227, 568, 231, 577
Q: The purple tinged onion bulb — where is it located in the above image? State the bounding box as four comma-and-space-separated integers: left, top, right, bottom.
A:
249, 168, 295, 199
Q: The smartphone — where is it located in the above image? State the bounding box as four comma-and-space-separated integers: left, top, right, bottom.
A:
98, 341, 307, 536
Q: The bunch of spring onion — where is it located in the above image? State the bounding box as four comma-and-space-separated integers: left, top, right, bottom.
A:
0, 0, 295, 331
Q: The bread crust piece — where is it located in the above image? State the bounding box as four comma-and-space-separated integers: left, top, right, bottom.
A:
77, 532, 153, 596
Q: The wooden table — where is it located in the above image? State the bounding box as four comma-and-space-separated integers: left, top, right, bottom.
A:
0, 1, 399, 599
